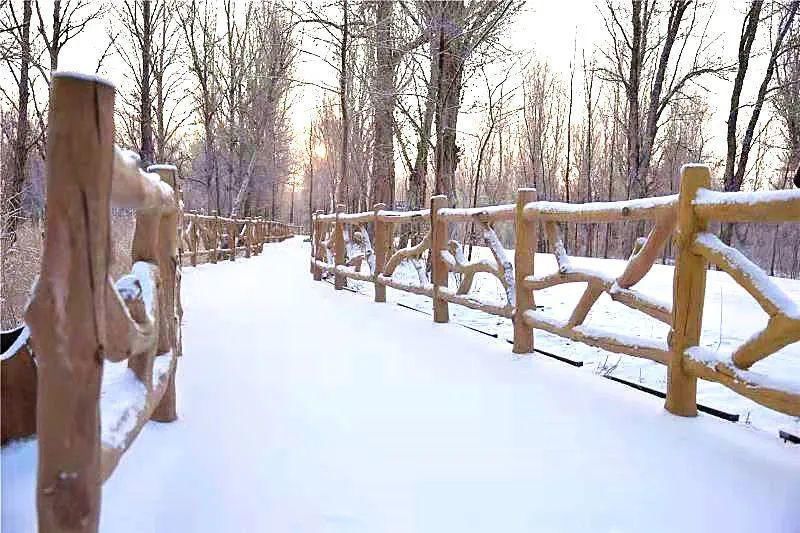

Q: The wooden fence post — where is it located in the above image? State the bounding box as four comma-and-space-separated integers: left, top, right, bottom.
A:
244, 218, 252, 258
373, 203, 388, 302
310, 212, 317, 276
130, 196, 160, 382
228, 218, 236, 261
312, 212, 323, 281
211, 211, 219, 264
334, 204, 346, 290
261, 218, 266, 250
253, 218, 260, 254
190, 213, 198, 267
665, 165, 710, 417
309, 213, 314, 274
430, 195, 449, 323
25, 72, 115, 533
148, 165, 180, 422
251, 218, 258, 256
514, 188, 537, 353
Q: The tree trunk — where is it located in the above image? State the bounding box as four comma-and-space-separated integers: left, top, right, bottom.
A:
408, 50, 437, 212
3, 0, 32, 249
140, 0, 155, 166
370, 0, 396, 208
336, 0, 349, 204
433, 1, 465, 207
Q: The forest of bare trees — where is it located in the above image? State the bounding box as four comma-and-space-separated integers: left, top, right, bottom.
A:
2, 0, 800, 327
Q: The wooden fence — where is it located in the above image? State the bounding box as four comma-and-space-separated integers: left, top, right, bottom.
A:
0, 73, 300, 532
179, 213, 297, 267
311, 165, 800, 419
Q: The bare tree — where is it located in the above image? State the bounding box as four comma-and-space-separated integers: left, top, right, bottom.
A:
230, 2, 297, 217
721, 0, 798, 244
178, 0, 221, 212
368, 1, 426, 209
580, 51, 601, 256
114, 0, 164, 166
34, 0, 104, 73
599, 0, 723, 202
1, 0, 31, 250
151, 1, 189, 164
424, 0, 522, 205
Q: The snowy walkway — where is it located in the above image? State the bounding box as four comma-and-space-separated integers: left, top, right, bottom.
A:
3, 237, 800, 532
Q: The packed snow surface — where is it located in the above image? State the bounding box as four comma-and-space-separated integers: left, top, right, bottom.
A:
3, 237, 799, 532
359, 241, 800, 438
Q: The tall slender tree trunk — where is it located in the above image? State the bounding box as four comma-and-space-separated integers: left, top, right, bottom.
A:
140, 0, 155, 166
49, 0, 62, 70
308, 122, 314, 230
3, 0, 32, 249
408, 49, 437, 212
371, 0, 396, 208
433, 1, 465, 207
337, 0, 349, 204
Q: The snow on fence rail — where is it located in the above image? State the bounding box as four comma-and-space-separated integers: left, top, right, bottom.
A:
310, 164, 800, 420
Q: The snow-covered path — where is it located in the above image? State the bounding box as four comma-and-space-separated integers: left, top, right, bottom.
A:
3, 237, 799, 532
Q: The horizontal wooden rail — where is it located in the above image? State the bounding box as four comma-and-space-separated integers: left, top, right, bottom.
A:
522, 194, 677, 223
311, 163, 799, 422
377, 208, 430, 222
693, 188, 800, 223
521, 311, 670, 364
438, 204, 515, 222
683, 347, 799, 416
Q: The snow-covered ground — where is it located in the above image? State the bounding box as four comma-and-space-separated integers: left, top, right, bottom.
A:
2, 237, 799, 532
344, 241, 800, 439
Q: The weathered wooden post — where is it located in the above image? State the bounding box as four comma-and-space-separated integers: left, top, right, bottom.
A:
253, 215, 259, 249
190, 213, 199, 267
514, 188, 537, 353
373, 203, 388, 302
148, 165, 181, 422
312, 212, 323, 281
430, 195, 449, 323
211, 211, 220, 264
128, 165, 162, 390
334, 204, 346, 290
25, 72, 114, 533
310, 212, 317, 275
130, 189, 160, 387
255, 219, 261, 252
665, 165, 710, 417
252, 218, 259, 255
228, 218, 236, 261
244, 218, 252, 258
